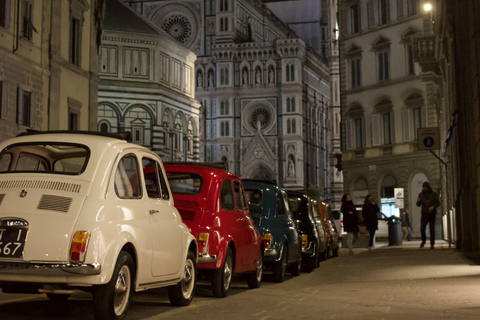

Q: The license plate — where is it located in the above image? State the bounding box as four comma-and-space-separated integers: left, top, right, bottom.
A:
0, 228, 28, 259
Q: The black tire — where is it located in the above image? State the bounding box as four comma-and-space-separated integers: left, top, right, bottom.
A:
272, 246, 287, 283
93, 251, 135, 320
46, 293, 70, 302
247, 249, 263, 289
168, 250, 196, 306
288, 251, 301, 276
212, 247, 233, 298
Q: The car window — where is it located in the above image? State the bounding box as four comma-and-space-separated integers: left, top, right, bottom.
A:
17, 154, 48, 171
114, 154, 142, 199
220, 179, 235, 211
0, 143, 89, 174
245, 188, 263, 205
276, 191, 286, 215
142, 158, 170, 200
166, 171, 202, 195
233, 180, 247, 211
142, 158, 161, 198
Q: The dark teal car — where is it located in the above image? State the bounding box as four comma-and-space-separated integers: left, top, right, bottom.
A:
244, 180, 302, 282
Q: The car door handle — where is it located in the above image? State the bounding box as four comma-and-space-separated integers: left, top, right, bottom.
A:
149, 209, 159, 215
239, 218, 246, 221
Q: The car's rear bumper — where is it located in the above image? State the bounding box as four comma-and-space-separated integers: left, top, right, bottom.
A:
0, 261, 101, 276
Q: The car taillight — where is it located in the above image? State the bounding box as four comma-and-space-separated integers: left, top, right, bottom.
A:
301, 234, 308, 248
198, 233, 209, 255
70, 231, 90, 263
263, 233, 272, 249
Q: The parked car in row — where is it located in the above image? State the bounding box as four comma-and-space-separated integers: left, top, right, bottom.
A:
286, 191, 322, 272
314, 201, 339, 259
164, 163, 264, 297
311, 199, 328, 261
0, 131, 198, 320
243, 180, 302, 282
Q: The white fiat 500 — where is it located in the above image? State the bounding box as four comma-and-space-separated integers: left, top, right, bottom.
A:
0, 131, 197, 320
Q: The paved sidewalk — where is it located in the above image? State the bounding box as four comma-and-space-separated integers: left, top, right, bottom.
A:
321, 239, 480, 319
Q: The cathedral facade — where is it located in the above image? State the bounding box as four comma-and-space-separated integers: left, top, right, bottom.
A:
126, 0, 331, 191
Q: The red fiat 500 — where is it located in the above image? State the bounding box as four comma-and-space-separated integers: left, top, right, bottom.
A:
164, 163, 263, 297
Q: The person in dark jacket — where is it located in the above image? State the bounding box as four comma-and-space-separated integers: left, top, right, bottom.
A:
341, 193, 359, 255
362, 194, 380, 250
416, 181, 440, 249
400, 208, 413, 241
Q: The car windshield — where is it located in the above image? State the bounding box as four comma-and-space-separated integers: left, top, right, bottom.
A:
0, 143, 89, 175
166, 171, 203, 195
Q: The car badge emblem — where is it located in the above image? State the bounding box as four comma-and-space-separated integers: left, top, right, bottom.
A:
20, 190, 28, 198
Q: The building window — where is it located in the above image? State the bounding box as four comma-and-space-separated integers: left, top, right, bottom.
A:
69, 111, 78, 131
407, 44, 415, 75
220, 0, 228, 11
383, 113, 391, 144
0, 81, 5, 120
407, 0, 417, 16
1, 0, 10, 28
70, 17, 81, 65
220, 100, 229, 115
220, 121, 229, 136
132, 126, 144, 144
99, 122, 109, 132
17, 89, 31, 126
220, 17, 228, 31
378, 0, 389, 25
355, 118, 364, 148
378, 50, 390, 81
287, 118, 296, 134
350, 57, 362, 88
22, 1, 33, 40
220, 67, 229, 85
286, 64, 295, 82
413, 107, 421, 139
350, 4, 360, 34
287, 97, 296, 112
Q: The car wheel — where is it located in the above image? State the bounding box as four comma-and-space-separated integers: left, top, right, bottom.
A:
247, 249, 263, 289
46, 293, 70, 302
168, 250, 196, 306
289, 251, 301, 276
212, 247, 233, 298
272, 246, 287, 282
93, 251, 134, 320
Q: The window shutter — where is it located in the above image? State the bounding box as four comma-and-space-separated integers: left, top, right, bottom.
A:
397, 0, 404, 19
342, 7, 349, 36
390, 111, 396, 144
30, 92, 35, 128
386, 0, 391, 23
371, 114, 382, 146
402, 109, 412, 142
16, 87, 22, 125
368, 0, 375, 28
4, 0, 11, 29
1, 82, 8, 120
346, 118, 353, 149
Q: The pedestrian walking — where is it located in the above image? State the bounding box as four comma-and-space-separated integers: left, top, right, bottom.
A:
341, 193, 359, 255
400, 208, 413, 241
362, 194, 380, 250
416, 181, 440, 249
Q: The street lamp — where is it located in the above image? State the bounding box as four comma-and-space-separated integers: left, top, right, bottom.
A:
424, 3, 432, 12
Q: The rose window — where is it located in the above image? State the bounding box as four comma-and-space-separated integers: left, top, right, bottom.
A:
162, 15, 192, 44
251, 108, 271, 129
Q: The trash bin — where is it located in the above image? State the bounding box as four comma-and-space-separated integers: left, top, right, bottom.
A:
387, 219, 402, 246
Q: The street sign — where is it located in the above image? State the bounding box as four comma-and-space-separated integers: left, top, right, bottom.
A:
394, 188, 404, 199
417, 127, 440, 150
